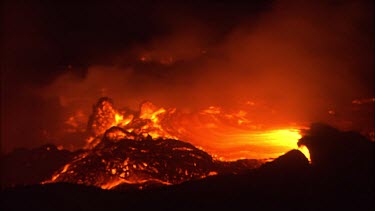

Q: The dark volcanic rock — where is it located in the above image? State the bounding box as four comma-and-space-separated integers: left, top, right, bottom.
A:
1, 144, 76, 188
254, 149, 312, 192
259, 149, 310, 174
214, 159, 264, 175
298, 123, 374, 185
50, 135, 216, 188
1, 129, 262, 190
2, 123, 374, 211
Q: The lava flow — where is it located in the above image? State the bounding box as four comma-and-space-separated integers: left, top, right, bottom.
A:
43, 97, 310, 190
84, 98, 309, 160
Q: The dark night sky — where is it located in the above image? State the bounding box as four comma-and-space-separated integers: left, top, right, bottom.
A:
3, 1, 270, 79
1, 0, 374, 153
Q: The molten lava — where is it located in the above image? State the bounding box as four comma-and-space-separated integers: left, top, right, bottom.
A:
46, 136, 217, 189
65, 98, 309, 160
45, 97, 311, 190
81, 97, 308, 160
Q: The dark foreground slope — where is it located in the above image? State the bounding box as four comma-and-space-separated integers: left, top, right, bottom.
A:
2, 123, 374, 210
1, 144, 78, 188
1, 134, 262, 189
1, 149, 310, 210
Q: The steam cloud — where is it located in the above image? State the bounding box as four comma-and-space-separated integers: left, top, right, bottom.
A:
2, 0, 374, 152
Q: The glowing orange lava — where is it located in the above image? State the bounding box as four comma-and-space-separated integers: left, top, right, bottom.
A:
75, 99, 310, 161
47, 98, 315, 190
185, 127, 309, 161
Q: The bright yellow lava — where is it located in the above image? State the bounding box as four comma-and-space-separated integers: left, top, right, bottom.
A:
260, 129, 311, 162
258, 129, 302, 147
298, 145, 311, 163
205, 128, 311, 161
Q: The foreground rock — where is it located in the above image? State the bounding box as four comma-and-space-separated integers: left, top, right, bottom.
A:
1, 144, 76, 188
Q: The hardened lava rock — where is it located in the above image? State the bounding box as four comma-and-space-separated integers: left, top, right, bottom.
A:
50, 128, 215, 188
